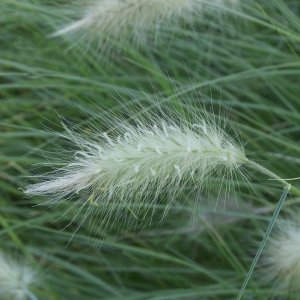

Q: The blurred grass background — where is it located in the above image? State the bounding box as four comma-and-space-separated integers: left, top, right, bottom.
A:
0, 0, 300, 299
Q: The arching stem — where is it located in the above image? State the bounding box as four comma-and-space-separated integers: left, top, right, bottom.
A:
247, 160, 300, 197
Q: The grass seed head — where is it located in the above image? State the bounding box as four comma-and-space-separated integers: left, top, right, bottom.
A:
25, 105, 248, 232
0, 252, 38, 300
54, 0, 238, 50
263, 216, 300, 294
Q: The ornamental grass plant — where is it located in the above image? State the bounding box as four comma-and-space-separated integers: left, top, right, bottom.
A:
1, 0, 300, 299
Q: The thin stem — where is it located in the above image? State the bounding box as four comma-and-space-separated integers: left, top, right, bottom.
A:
236, 185, 290, 300
247, 160, 300, 197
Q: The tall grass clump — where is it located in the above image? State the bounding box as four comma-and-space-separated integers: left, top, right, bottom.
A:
1, 0, 300, 299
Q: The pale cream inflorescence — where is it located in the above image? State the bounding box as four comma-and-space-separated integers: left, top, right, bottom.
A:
264, 219, 300, 293
25, 109, 248, 228
54, 0, 238, 46
0, 252, 37, 300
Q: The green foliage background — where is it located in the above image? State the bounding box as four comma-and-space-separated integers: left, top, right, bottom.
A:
0, 0, 300, 299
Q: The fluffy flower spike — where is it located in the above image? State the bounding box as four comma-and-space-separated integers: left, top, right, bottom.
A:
0, 252, 38, 300
25, 105, 249, 231
263, 215, 300, 295
53, 0, 238, 49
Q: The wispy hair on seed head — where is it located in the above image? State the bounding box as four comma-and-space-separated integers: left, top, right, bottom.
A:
262, 212, 300, 297
25, 96, 250, 235
0, 251, 38, 300
53, 0, 239, 52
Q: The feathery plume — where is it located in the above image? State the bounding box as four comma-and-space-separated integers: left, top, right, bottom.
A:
25, 105, 249, 231
0, 252, 38, 300
53, 0, 238, 49
263, 216, 300, 296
